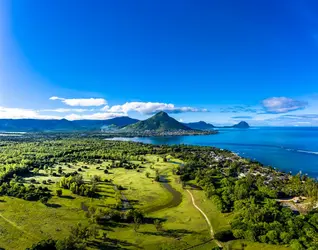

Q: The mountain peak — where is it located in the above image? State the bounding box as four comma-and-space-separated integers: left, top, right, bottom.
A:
123, 111, 192, 132
154, 111, 169, 117
233, 121, 250, 128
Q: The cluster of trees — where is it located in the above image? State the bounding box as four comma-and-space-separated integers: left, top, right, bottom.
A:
0, 182, 50, 202
231, 198, 318, 249
58, 175, 97, 197
177, 156, 318, 249
26, 223, 97, 250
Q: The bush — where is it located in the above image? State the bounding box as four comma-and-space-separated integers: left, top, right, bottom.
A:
26, 239, 57, 250
214, 230, 234, 242
56, 189, 62, 197
40, 197, 49, 205
42, 180, 47, 185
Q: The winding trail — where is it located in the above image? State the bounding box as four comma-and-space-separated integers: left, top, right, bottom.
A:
186, 190, 222, 248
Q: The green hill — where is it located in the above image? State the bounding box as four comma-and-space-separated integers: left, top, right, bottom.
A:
184, 121, 215, 130
122, 111, 192, 132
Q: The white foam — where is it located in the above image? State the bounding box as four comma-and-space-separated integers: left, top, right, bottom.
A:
297, 150, 318, 155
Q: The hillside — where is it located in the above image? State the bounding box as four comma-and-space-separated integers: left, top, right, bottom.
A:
0, 117, 139, 132
123, 111, 192, 132
72, 117, 139, 130
184, 121, 215, 130
0, 119, 76, 132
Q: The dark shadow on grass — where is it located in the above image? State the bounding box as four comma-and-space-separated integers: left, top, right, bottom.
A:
125, 199, 139, 205
88, 238, 141, 249
60, 195, 75, 199
0, 200, 6, 203
143, 217, 167, 224
99, 221, 129, 229
46, 203, 62, 208
186, 184, 203, 190
141, 229, 195, 238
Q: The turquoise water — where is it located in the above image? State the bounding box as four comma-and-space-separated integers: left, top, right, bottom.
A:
113, 127, 318, 178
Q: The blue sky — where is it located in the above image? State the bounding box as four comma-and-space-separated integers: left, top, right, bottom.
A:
1, 0, 318, 126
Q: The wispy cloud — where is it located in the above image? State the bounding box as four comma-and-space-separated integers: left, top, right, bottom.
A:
231, 115, 253, 119
104, 102, 208, 115
220, 105, 259, 113
41, 108, 94, 113
49, 96, 107, 107
65, 112, 124, 121
262, 97, 308, 113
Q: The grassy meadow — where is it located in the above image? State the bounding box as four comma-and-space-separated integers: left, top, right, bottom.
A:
0, 148, 292, 250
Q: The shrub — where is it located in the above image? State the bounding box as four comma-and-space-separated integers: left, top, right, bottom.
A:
214, 230, 234, 242
42, 180, 47, 185
56, 189, 63, 197
40, 197, 49, 205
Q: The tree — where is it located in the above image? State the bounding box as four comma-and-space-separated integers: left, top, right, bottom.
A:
145, 172, 150, 178
40, 197, 49, 205
56, 189, 63, 197
154, 219, 163, 232
58, 167, 63, 174
133, 217, 141, 232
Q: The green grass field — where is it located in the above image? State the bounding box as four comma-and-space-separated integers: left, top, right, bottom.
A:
0, 154, 290, 250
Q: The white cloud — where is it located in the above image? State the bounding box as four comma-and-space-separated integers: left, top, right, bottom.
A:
49, 96, 107, 106
104, 102, 208, 115
41, 108, 92, 113
0, 107, 60, 119
262, 97, 308, 113
65, 112, 125, 121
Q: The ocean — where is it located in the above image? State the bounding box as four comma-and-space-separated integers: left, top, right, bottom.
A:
111, 127, 318, 178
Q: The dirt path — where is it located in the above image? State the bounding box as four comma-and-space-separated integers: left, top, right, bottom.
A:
113, 185, 131, 210
0, 213, 39, 240
186, 190, 222, 248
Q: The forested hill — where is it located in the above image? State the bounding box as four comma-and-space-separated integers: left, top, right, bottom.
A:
122, 111, 192, 132
0, 117, 139, 132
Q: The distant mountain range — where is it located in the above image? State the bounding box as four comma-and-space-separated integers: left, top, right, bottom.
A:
184, 120, 250, 130
0, 117, 139, 132
0, 113, 249, 132
123, 111, 192, 132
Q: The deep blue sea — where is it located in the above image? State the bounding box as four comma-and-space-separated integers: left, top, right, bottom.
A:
112, 127, 318, 179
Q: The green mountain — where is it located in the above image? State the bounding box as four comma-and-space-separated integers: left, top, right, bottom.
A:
0, 117, 139, 132
123, 111, 192, 132
232, 121, 250, 128
222, 121, 250, 128
184, 121, 215, 130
